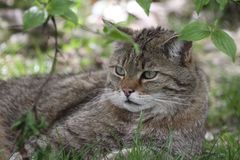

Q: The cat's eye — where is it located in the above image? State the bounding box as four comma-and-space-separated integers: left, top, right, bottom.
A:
115, 66, 125, 76
141, 71, 158, 79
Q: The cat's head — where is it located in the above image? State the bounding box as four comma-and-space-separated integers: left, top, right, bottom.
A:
106, 24, 197, 115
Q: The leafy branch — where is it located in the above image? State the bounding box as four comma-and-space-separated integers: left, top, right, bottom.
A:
11, 0, 64, 154
180, 0, 237, 62
23, 0, 78, 31
135, 0, 238, 62
136, 0, 152, 16
103, 20, 140, 54
31, 16, 60, 121
11, 15, 59, 156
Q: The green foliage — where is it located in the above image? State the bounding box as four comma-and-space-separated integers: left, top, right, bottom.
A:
32, 145, 85, 160
23, 6, 48, 30
46, 0, 73, 16
136, 0, 152, 16
208, 75, 240, 128
218, 76, 240, 118
0, 49, 51, 79
202, 132, 240, 160
180, 21, 236, 61
12, 111, 47, 148
103, 21, 132, 42
194, 0, 230, 13
137, 0, 237, 61
32, 145, 55, 160
114, 113, 184, 160
46, 0, 77, 24
23, 0, 78, 31
211, 29, 236, 62
22, 0, 238, 60
103, 20, 140, 53
61, 9, 78, 25
216, 0, 229, 10
222, 78, 240, 118
195, 0, 210, 14
180, 21, 211, 41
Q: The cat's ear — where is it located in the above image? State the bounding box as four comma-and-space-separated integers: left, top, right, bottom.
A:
162, 35, 192, 66
102, 19, 134, 35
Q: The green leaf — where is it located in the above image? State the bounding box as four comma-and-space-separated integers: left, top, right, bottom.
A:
195, 0, 210, 14
211, 29, 236, 62
216, 0, 229, 10
38, 0, 49, 3
23, 6, 48, 31
103, 20, 140, 53
136, 0, 152, 16
47, 0, 73, 16
179, 21, 211, 41
103, 22, 133, 42
61, 9, 78, 25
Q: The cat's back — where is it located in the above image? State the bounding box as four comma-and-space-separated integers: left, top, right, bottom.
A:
0, 71, 107, 158
0, 71, 107, 121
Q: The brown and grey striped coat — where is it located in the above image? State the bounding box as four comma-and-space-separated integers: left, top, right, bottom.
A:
0, 26, 208, 159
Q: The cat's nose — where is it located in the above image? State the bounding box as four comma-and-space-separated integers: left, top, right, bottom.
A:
122, 88, 135, 97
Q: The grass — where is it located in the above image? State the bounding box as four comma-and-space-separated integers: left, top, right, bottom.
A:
15, 129, 240, 160
208, 76, 240, 129
201, 132, 240, 160
24, 131, 239, 160
202, 75, 240, 160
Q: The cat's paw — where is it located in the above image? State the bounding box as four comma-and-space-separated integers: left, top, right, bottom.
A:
101, 148, 132, 160
9, 152, 22, 160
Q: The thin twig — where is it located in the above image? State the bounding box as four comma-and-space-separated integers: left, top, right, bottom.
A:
31, 16, 59, 120
11, 16, 60, 157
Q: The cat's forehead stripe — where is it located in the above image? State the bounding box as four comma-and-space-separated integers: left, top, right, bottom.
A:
134, 27, 175, 49
122, 54, 128, 67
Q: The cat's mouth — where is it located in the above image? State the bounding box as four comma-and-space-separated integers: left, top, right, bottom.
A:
125, 99, 140, 105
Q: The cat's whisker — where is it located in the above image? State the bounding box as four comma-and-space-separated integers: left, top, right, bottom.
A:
102, 88, 113, 91
169, 96, 203, 101
139, 95, 152, 99
89, 88, 114, 94
87, 92, 117, 104
101, 93, 118, 99
86, 99, 109, 107
165, 94, 196, 97
153, 96, 186, 102
89, 88, 108, 92
153, 99, 190, 106
154, 94, 203, 101
156, 96, 185, 100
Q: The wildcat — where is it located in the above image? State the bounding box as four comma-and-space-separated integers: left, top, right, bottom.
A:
0, 25, 208, 159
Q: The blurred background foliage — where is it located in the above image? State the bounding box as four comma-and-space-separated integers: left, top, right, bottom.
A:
0, 0, 240, 158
